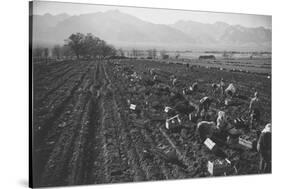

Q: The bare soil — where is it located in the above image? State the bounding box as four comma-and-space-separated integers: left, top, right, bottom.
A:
32, 59, 271, 187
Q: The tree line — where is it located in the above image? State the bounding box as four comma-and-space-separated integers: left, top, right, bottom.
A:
32, 32, 175, 62
33, 33, 117, 61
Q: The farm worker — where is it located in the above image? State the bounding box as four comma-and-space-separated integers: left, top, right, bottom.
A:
197, 111, 230, 144
216, 111, 227, 130
182, 86, 191, 96
225, 83, 236, 98
173, 100, 196, 117
153, 75, 159, 83
257, 123, 271, 173
196, 121, 217, 142
190, 82, 198, 92
197, 97, 213, 118
211, 83, 219, 94
220, 78, 225, 94
172, 78, 178, 86
149, 68, 155, 76
249, 91, 261, 129
219, 78, 226, 100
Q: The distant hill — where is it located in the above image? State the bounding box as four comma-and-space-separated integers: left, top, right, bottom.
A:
32, 10, 271, 51
171, 20, 271, 51
33, 13, 70, 33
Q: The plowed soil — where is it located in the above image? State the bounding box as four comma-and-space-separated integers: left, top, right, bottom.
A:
32, 59, 271, 187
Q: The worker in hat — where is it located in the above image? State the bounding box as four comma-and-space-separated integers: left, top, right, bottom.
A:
249, 91, 261, 129
219, 78, 226, 101
197, 96, 213, 119
225, 83, 236, 98
257, 123, 271, 173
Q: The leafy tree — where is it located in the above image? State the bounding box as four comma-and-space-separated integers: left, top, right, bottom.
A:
64, 33, 116, 59
82, 33, 99, 58
65, 33, 85, 59
61, 45, 74, 59
100, 42, 116, 58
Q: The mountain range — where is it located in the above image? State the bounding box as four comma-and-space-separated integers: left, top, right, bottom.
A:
32, 10, 271, 51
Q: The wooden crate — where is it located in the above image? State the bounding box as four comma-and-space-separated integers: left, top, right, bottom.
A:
208, 159, 231, 176
238, 137, 253, 149
165, 115, 181, 130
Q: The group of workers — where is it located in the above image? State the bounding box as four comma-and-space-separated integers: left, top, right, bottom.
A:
148, 67, 271, 174
168, 73, 270, 174
197, 79, 270, 173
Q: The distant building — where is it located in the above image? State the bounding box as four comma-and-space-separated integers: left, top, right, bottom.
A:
198, 55, 216, 60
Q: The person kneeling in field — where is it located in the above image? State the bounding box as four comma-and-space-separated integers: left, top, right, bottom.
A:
197, 121, 217, 142
197, 96, 213, 119
224, 83, 237, 106
249, 91, 261, 129
196, 111, 228, 143
212, 83, 220, 94
225, 83, 236, 98
172, 78, 178, 86
173, 100, 196, 117
216, 111, 228, 130
190, 82, 198, 92
149, 68, 156, 76
153, 74, 160, 84
257, 123, 271, 173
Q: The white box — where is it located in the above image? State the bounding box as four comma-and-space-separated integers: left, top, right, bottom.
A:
130, 104, 136, 110
238, 137, 253, 149
204, 138, 216, 150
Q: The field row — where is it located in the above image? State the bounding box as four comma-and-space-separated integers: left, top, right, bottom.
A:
33, 59, 271, 187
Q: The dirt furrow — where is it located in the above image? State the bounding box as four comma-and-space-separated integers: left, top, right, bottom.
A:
34, 66, 91, 148
36, 71, 78, 104
39, 77, 92, 187
34, 61, 77, 88
67, 98, 92, 185
33, 65, 93, 187
105, 62, 170, 181
80, 62, 107, 185
98, 62, 130, 183
105, 64, 147, 182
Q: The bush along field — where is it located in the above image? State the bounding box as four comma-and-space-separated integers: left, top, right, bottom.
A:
32, 58, 271, 187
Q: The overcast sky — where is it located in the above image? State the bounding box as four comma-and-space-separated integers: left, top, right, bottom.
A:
33, 1, 272, 29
